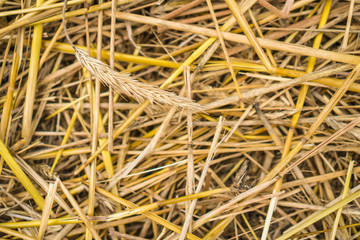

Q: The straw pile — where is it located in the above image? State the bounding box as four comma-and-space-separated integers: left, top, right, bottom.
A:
1, 0, 360, 239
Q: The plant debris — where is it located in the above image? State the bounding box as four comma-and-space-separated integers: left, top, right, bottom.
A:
1, 0, 360, 239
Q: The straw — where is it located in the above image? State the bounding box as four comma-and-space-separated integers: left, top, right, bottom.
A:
3, 0, 360, 239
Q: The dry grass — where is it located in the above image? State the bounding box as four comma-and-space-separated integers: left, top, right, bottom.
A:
1, 0, 360, 239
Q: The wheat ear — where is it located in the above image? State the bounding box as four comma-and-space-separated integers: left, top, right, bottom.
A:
62, 0, 203, 111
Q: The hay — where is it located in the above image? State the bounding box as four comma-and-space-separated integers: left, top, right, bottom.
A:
1, 0, 360, 239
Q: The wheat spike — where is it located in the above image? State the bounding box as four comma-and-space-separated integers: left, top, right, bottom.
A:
73, 47, 203, 111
